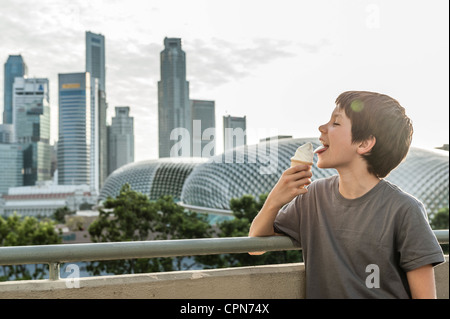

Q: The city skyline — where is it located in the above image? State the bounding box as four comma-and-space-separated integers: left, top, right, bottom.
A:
0, 0, 448, 162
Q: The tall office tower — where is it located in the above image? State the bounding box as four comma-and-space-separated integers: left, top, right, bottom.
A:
223, 115, 247, 151
58, 73, 91, 186
86, 31, 108, 189
3, 55, 27, 124
107, 106, 134, 175
0, 124, 14, 143
86, 31, 105, 91
13, 77, 51, 185
90, 79, 100, 192
98, 90, 108, 188
191, 99, 215, 157
0, 144, 23, 194
158, 37, 191, 158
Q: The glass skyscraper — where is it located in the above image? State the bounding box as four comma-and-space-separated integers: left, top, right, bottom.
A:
58, 73, 91, 186
86, 31, 105, 91
0, 124, 14, 143
0, 144, 23, 194
191, 99, 216, 157
86, 31, 108, 189
158, 37, 191, 158
3, 55, 27, 124
223, 115, 247, 152
13, 77, 51, 185
107, 106, 134, 175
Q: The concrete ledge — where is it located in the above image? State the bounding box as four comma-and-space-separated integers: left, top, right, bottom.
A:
0, 259, 447, 299
0, 263, 305, 299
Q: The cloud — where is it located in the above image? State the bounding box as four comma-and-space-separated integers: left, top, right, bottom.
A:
183, 38, 287, 94
183, 37, 331, 94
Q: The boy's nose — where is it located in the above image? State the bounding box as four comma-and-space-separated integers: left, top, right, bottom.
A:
319, 123, 326, 133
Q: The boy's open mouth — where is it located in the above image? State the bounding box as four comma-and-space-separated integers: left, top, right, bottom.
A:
314, 142, 329, 154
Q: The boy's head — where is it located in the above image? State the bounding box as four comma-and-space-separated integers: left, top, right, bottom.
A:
334, 91, 413, 178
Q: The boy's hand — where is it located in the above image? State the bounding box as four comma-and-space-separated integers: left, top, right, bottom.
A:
265, 164, 312, 210
248, 164, 312, 242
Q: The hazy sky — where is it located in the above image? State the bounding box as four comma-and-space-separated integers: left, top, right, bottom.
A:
1, 0, 448, 161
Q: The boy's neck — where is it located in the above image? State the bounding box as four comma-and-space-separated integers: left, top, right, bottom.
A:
337, 167, 380, 200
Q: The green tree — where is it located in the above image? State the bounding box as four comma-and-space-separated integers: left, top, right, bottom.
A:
52, 206, 74, 224
87, 184, 212, 275
0, 213, 61, 281
88, 183, 158, 243
430, 207, 449, 230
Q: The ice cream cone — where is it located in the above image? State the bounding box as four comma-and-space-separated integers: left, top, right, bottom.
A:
290, 159, 313, 168
290, 142, 314, 167
290, 142, 314, 188
291, 159, 312, 189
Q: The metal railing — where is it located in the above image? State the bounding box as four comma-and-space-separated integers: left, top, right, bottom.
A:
0, 230, 448, 280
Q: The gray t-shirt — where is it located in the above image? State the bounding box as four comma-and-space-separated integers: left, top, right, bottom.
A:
273, 175, 444, 299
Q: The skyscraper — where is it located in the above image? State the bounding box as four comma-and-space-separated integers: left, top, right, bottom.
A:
13, 77, 51, 185
223, 115, 247, 151
191, 99, 216, 157
90, 78, 100, 192
0, 124, 14, 143
58, 73, 91, 186
0, 144, 23, 194
107, 106, 134, 174
86, 31, 108, 189
158, 37, 191, 158
86, 32, 105, 91
3, 55, 27, 124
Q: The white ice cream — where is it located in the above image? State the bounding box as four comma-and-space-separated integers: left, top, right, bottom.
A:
291, 142, 314, 164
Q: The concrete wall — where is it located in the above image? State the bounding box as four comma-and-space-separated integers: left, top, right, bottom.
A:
0, 260, 447, 299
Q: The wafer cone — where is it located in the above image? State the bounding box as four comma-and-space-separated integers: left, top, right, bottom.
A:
290, 159, 313, 167
291, 159, 312, 189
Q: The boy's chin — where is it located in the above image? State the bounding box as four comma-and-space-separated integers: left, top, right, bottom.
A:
316, 160, 331, 169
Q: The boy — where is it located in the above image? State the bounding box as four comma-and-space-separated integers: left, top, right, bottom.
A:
249, 91, 445, 299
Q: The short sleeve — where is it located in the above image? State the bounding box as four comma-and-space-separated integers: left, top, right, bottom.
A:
273, 195, 302, 245
396, 200, 445, 272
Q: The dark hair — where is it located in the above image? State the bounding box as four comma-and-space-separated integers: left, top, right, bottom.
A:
335, 91, 413, 178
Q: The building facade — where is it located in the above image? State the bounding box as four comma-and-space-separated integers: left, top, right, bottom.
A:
86, 31, 105, 91
58, 73, 91, 186
0, 182, 96, 217
223, 115, 247, 152
191, 99, 216, 158
3, 55, 27, 124
158, 37, 191, 158
13, 77, 51, 185
0, 124, 14, 143
0, 144, 23, 194
89, 79, 100, 192
86, 31, 108, 189
108, 106, 134, 175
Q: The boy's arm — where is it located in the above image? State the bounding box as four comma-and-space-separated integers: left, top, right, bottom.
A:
248, 200, 282, 238
406, 264, 437, 299
248, 164, 311, 255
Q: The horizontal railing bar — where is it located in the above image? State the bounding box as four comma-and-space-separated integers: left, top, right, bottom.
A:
434, 229, 449, 244
0, 230, 447, 266
0, 236, 299, 266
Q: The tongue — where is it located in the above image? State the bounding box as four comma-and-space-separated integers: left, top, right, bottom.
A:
314, 145, 328, 154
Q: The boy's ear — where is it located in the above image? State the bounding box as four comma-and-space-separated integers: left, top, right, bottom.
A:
357, 135, 376, 155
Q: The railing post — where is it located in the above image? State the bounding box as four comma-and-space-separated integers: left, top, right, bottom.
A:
48, 262, 60, 280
